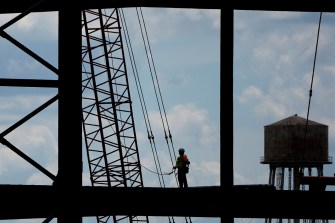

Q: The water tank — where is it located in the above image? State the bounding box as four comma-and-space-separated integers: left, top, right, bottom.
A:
261, 114, 330, 166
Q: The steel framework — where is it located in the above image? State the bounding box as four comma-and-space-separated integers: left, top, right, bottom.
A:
2, 1, 335, 223
82, 7, 148, 223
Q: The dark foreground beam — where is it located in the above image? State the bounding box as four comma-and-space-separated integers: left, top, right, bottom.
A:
1, 0, 335, 14
1, 184, 335, 220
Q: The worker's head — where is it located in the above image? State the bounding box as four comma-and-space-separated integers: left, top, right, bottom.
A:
178, 148, 185, 155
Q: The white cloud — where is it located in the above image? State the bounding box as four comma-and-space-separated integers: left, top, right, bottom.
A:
0, 94, 55, 113
200, 160, 220, 176
0, 147, 25, 175
234, 171, 253, 185
237, 85, 263, 104
150, 103, 219, 149
3, 12, 58, 41
254, 97, 286, 118
262, 11, 304, 20
25, 170, 54, 185
129, 8, 220, 45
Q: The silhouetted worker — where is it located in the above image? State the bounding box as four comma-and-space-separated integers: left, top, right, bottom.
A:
173, 148, 190, 188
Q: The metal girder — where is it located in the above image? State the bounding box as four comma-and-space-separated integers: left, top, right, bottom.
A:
1, 185, 335, 220
1, 0, 335, 14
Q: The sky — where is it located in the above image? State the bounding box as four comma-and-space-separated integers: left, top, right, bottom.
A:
0, 6, 335, 223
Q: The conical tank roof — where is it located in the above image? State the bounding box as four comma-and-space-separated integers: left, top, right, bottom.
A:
265, 114, 326, 127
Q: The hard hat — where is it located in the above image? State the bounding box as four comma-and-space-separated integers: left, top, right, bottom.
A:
178, 148, 185, 153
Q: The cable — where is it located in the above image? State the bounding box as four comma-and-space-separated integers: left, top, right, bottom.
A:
121, 7, 194, 223
135, 7, 180, 185
137, 7, 178, 165
119, 8, 166, 187
301, 12, 322, 171
136, 8, 193, 223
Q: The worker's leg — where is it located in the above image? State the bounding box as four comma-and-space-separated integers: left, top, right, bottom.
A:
179, 173, 187, 188
178, 174, 183, 188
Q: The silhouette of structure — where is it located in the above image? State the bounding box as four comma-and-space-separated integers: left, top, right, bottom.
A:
262, 114, 332, 190
261, 114, 333, 223
1, 1, 335, 223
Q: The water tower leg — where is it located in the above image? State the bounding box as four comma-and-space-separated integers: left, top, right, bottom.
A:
308, 167, 312, 176
279, 167, 285, 190
317, 166, 323, 176
266, 166, 275, 223
269, 166, 276, 186
288, 168, 292, 190
293, 167, 300, 191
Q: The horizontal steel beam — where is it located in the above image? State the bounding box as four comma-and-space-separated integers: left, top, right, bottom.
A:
1, 0, 335, 14
1, 184, 335, 220
0, 78, 58, 87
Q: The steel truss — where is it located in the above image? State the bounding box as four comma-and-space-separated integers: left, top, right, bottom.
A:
82, 8, 149, 223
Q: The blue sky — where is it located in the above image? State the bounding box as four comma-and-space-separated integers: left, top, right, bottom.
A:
1, 7, 335, 223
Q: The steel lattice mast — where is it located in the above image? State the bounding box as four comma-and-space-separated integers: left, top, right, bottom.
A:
82, 8, 149, 223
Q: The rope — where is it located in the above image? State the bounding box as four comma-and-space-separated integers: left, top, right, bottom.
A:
140, 165, 175, 176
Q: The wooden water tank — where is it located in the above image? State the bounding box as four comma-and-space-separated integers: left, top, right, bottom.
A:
261, 114, 331, 167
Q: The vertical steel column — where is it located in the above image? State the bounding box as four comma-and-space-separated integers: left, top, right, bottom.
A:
221, 8, 234, 223
57, 1, 82, 223
221, 7, 234, 192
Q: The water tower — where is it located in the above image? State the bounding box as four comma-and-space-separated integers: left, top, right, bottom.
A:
261, 114, 332, 191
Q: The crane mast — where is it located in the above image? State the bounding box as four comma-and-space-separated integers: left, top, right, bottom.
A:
82, 8, 149, 223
